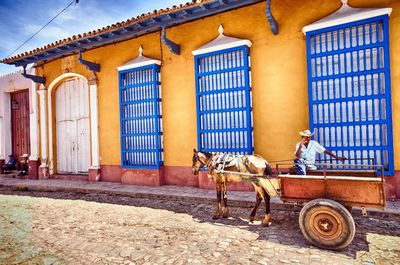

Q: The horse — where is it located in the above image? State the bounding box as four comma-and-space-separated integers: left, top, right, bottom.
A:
192, 149, 280, 226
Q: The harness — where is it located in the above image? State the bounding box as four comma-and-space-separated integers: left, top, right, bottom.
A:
195, 152, 279, 197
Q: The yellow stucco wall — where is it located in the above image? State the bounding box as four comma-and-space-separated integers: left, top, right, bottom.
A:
38, 33, 161, 166
38, 0, 400, 171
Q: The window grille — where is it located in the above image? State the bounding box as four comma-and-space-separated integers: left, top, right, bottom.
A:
119, 64, 163, 168
306, 15, 394, 175
194, 46, 253, 154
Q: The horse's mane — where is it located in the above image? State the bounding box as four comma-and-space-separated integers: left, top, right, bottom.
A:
199, 151, 213, 159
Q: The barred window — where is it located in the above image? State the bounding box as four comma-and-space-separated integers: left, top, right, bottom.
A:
306, 15, 394, 175
194, 46, 253, 154
119, 64, 163, 168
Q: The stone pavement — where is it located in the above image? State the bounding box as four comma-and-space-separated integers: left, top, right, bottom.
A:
1, 192, 399, 264
0, 175, 399, 217
1, 176, 400, 264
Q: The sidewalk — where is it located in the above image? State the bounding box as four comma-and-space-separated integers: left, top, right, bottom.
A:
0, 175, 399, 218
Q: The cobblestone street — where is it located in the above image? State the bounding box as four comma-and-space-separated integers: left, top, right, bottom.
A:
0, 191, 399, 265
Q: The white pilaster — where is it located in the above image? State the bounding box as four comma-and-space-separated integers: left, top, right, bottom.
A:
89, 73, 100, 169
2, 93, 11, 158
29, 69, 40, 161
37, 85, 48, 166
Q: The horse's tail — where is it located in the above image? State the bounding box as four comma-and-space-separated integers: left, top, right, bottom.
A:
263, 162, 273, 177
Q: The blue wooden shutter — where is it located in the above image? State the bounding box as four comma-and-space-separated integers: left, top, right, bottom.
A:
119, 64, 163, 168
194, 46, 253, 154
306, 15, 394, 175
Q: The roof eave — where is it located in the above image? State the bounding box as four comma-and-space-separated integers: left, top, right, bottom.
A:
2, 0, 263, 66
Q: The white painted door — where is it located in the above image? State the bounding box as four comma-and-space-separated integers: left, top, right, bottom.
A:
56, 78, 90, 173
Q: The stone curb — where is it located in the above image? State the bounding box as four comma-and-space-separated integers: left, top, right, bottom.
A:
1, 182, 399, 220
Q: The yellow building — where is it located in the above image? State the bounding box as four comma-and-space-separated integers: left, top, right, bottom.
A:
2, 0, 399, 198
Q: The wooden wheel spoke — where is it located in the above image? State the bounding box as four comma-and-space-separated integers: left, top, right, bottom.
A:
299, 199, 356, 250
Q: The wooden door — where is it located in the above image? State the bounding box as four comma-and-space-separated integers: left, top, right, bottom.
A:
11, 90, 30, 161
56, 78, 90, 173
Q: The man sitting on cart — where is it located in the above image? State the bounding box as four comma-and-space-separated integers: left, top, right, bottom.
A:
294, 129, 346, 175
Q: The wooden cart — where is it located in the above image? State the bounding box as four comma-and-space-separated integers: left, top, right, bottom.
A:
277, 162, 386, 250
217, 162, 386, 250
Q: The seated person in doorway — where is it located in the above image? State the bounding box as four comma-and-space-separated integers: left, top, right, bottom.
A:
17, 154, 29, 176
2, 154, 17, 173
293, 129, 347, 175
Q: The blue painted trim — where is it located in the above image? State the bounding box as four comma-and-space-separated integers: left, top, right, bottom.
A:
197, 67, 249, 77
118, 64, 163, 169
310, 120, 389, 127
161, 27, 180, 55
200, 128, 248, 133
121, 132, 162, 137
306, 15, 394, 176
194, 52, 202, 152
78, 50, 100, 72
121, 115, 162, 121
314, 146, 393, 151
120, 82, 162, 90
153, 64, 162, 166
21, 66, 45, 84
311, 69, 385, 82
202, 148, 250, 153
197, 86, 248, 95
118, 71, 124, 170
119, 165, 162, 170
382, 15, 394, 176
198, 107, 248, 115
305, 32, 314, 149
194, 45, 253, 154
309, 41, 384, 59
195, 60, 203, 152
265, 0, 278, 35
311, 94, 388, 104
121, 98, 161, 106
243, 46, 254, 154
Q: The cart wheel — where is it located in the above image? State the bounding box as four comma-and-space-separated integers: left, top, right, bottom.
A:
299, 199, 355, 250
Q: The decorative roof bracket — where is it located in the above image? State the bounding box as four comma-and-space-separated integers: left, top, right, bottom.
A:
161, 27, 181, 55
266, 0, 279, 35
21, 66, 46, 84
78, 49, 100, 72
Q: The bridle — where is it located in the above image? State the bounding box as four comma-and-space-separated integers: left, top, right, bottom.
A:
192, 152, 211, 171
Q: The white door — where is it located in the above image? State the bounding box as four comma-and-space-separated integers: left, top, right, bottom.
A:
56, 78, 90, 173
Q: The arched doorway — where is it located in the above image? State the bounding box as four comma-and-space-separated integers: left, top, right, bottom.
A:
55, 77, 90, 173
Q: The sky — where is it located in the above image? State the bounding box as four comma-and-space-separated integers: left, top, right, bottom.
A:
0, 0, 187, 75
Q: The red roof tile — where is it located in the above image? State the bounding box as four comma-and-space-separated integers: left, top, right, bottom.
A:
2, 0, 214, 64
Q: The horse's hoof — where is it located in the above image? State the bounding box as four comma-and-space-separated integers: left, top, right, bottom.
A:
212, 213, 221, 220
261, 221, 272, 227
222, 208, 229, 218
249, 216, 256, 223
262, 214, 272, 227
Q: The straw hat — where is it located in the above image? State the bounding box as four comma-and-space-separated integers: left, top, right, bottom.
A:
299, 129, 314, 137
